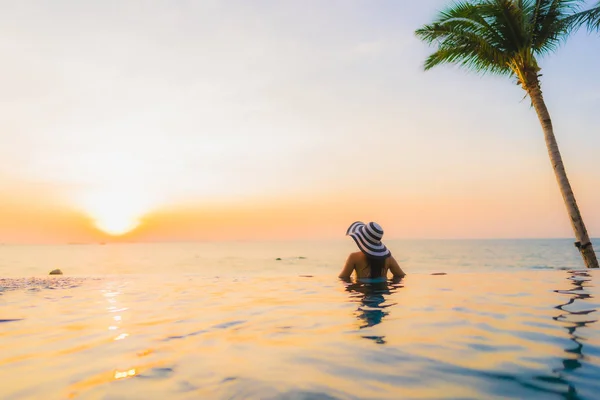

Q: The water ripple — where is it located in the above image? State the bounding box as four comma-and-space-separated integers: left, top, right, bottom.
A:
0, 271, 598, 399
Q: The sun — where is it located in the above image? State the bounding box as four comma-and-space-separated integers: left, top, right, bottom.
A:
94, 213, 140, 236
80, 188, 153, 236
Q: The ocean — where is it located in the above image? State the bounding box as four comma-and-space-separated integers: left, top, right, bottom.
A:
1, 239, 599, 399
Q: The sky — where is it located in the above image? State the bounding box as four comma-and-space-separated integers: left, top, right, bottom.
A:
0, 0, 599, 243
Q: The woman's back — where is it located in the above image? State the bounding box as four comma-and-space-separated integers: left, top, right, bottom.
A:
340, 251, 405, 280
353, 252, 387, 279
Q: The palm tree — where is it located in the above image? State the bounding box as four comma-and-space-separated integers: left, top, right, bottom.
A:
415, 0, 599, 268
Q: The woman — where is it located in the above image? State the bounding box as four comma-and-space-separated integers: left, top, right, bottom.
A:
338, 221, 406, 280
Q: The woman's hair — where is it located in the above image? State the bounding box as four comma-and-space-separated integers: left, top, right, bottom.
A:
366, 256, 386, 278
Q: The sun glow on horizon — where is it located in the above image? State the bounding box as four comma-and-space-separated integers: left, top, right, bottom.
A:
95, 214, 140, 236
79, 188, 157, 236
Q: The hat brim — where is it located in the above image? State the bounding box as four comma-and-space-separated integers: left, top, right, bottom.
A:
346, 222, 390, 259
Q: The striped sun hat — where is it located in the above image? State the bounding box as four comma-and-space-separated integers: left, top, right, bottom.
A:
346, 221, 391, 259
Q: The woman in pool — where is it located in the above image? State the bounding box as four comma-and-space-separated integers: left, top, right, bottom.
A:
338, 221, 406, 280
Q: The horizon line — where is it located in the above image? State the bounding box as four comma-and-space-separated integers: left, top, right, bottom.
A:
0, 237, 592, 246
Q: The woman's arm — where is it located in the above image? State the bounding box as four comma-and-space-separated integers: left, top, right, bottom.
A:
338, 254, 355, 279
388, 256, 406, 278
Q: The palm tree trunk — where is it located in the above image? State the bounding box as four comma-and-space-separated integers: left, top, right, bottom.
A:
527, 76, 599, 269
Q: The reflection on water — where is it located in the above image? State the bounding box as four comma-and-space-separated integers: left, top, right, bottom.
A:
343, 277, 404, 344
102, 287, 127, 338
114, 368, 137, 379
425, 270, 599, 400
551, 270, 597, 398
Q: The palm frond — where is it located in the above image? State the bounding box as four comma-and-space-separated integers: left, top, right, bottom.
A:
424, 46, 514, 75
567, 1, 600, 31
529, 0, 585, 54
417, 20, 514, 75
415, 1, 488, 44
488, 0, 529, 51
415, 0, 516, 75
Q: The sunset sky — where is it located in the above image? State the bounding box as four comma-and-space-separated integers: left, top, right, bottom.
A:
1, 0, 599, 243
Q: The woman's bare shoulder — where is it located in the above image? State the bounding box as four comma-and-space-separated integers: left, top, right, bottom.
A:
386, 255, 406, 277
385, 255, 398, 264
